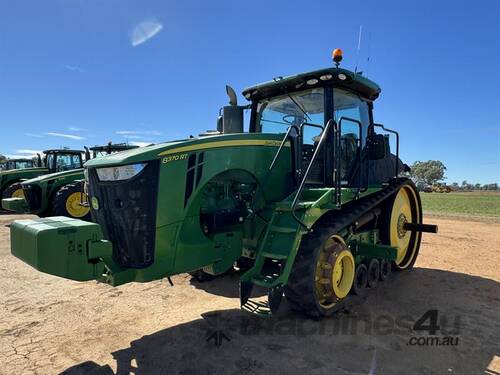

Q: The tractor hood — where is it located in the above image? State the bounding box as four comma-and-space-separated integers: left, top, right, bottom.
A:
0, 167, 47, 177
21, 168, 84, 185
84, 133, 286, 168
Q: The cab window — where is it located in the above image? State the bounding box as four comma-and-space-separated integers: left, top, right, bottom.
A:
255, 88, 324, 137
334, 89, 370, 183
55, 154, 82, 172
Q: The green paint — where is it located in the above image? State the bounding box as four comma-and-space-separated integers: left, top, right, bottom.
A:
10, 66, 409, 316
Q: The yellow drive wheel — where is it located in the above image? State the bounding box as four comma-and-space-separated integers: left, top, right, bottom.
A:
2, 182, 25, 200
65, 192, 90, 218
12, 188, 25, 198
382, 181, 422, 270
53, 182, 91, 220
315, 237, 355, 308
286, 231, 355, 317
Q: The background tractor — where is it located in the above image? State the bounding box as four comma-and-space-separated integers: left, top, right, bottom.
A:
0, 149, 83, 203
2, 157, 39, 171
2, 143, 137, 220
10, 51, 437, 318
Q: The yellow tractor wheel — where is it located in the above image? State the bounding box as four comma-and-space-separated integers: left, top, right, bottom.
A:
381, 181, 422, 270
53, 182, 91, 220
2, 182, 25, 200
285, 231, 355, 317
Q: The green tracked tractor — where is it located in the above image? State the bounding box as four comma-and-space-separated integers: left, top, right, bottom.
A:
10, 51, 437, 318
2, 143, 138, 220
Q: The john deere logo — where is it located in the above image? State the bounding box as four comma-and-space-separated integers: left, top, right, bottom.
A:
91, 197, 99, 210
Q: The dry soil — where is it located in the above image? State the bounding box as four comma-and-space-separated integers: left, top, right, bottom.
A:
0, 213, 499, 375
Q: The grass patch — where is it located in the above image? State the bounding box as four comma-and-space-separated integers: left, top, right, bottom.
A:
420, 192, 500, 218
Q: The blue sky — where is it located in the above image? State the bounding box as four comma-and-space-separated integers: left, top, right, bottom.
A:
0, 0, 499, 183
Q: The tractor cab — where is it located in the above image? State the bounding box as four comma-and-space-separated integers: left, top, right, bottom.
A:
43, 149, 85, 173
88, 143, 139, 159
213, 49, 399, 202
5, 158, 37, 170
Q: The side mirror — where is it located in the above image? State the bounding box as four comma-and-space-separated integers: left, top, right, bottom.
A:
368, 134, 387, 160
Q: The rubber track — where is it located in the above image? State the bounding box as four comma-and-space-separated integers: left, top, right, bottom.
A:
285, 178, 410, 318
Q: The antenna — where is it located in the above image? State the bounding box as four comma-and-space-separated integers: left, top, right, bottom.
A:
355, 25, 362, 73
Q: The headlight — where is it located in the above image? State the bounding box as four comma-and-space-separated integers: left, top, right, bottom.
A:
96, 163, 147, 181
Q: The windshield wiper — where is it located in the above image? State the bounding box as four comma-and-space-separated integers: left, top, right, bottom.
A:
273, 77, 312, 122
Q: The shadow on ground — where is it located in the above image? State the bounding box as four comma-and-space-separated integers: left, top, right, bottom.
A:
61, 268, 500, 375
188, 271, 241, 298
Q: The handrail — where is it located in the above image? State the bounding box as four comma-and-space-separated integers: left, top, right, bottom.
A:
268, 124, 299, 172
291, 119, 335, 230
374, 123, 400, 178
252, 124, 299, 216
338, 116, 364, 197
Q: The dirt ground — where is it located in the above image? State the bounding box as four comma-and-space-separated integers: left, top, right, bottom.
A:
1, 213, 499, 375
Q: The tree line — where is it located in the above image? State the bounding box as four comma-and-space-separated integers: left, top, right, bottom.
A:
409, 160, 498, 191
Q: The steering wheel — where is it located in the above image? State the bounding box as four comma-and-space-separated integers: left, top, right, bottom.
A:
282, 114, 301, 124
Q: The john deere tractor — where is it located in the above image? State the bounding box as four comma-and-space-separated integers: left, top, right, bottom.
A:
10, 50, 436, 318
3, 158, 39, 171
2, 143, 137, 220
0, 149, 81, 202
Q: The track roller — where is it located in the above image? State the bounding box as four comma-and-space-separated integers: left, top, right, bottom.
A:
367, 259, 380, 288
351, 263, 368, 295
379, 259, 392, 281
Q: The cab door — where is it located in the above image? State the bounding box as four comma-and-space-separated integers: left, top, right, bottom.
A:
333, 89, 371, 189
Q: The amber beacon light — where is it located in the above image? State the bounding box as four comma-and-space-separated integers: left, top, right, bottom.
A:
332, 48, 343, 66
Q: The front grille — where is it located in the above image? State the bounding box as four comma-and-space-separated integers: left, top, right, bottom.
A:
88, 160, 160, 268
23, 184, 42, 210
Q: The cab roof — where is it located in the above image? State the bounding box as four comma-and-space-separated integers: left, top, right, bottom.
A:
89, 143, 138, 152
43, 149, 84, 154
7, 158, 33, 162
242, 67, 381, 102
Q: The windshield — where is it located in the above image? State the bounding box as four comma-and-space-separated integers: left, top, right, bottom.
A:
54, 153, 82, 172
14, 161, 32, 169
92, 148, 128, 158
93, 151, 110, 158
255, 88, 324, 134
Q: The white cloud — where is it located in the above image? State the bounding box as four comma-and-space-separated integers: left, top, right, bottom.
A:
130, 19, 163, 47
65, 65, 85, 73
16, 149, 43, 155
5, 154, 37, 159
68, 127, 85, 131
129, 141, 152, 147
6, 149, 43, 158
25, 133, 43, 138
116, 130, 161, 136
45, 132, 85, 140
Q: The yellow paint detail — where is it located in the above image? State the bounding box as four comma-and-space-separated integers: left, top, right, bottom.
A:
65, 192, 90, 218
314, 236, 355, 309
331, 250, 355, 299
390, 185, 421, 267
157, 139, 290, 156
12, 189, 25, 199
162, 153, 188, 164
